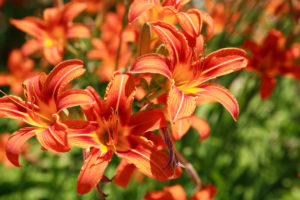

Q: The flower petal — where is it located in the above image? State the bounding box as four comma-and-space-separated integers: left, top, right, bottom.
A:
114, 160, 136, 188
21, 39, 43, 57
62, 2, 86, 23
43, 46, 63, 65
130, 53, 172, 79
144, 184, 186, 200
57, 89, 95, 112
190, 185, 217, 200
10, 17, 46, 38
104, 73, 135, 125
175, 9, 202, 39
128, 109, 168, 135
198, 10, 214, 39
196, 83, 239, 120
43, 59, 85, 100
151, 21, 190, 66
168, 85, 197, 123
116, 137, 182, 181
6, 127, 36, 167
43, 7, 61, 25
128, 0, 159, 23
77, 148, 113, 194
260, 75, 277, 99
67, 24, 90, 38
36, 114, 70, 152
197, 48, 247, 83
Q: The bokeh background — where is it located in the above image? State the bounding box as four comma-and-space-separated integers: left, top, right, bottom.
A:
0, 0, 300, 199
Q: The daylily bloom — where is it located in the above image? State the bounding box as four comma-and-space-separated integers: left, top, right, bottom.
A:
68, 73, 181, 194
144, 184, 217, 200
0, 49, 37, 95
130, 21, 247, 124
244, 29, 300, 99
0, 60, 95, 167
10, 2, 90, 65
87, 4, 136, 82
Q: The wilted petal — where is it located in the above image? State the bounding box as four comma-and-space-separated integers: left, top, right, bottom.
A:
10, 17, 46, 38
43, 59, 85, 100
36, 114, 70, 152
128, 109, 168, 135
260, 75, 277, 99
104, 73, 135, 124
197, 48, 247, 83
6, 127, 36, 167
151, 21, 190, 65
67, 24, 90, 38
130, 54, 172, 79
77, 148, 112, 194
196, 83, 239, 120
114, 160, 136, 188
144, 184, 186, 200
128, 0, 159, 23
168, 85, 197, 123
57, 89, 95, 112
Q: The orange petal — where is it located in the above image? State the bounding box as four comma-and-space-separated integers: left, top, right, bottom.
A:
43, 7, 61, 25
21, 39, 42, 57
81, 86, 103, 121
162, 0, 190, 10
36, 114, 70, 152
103, 73, 135, 125
130, 53, 172, 78
175, 9, 202, 39
144, 184, 186, 200
67, 24, 90, 38
77, 148, 112, 194
62, 2, 86, 23
168, 85, 197, 123
114, 160, 136, 188
151, 21, 190, 65
57, 89, 95, 112
43, 59, 85, 100
196, 83, 239, 120
190, 185, 217, 200
197, 48, 247, 84
116, 137, 182, 181
10, 17, 46, 38
260, 75, 276, 99
198, 10, 215, 39
6, 127, 36, 167
128, 0, 159, 23
128, 109, 168, 135
190, 116, 211, 142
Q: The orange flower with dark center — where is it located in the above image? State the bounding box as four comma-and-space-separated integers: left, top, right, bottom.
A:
68, 73, 181, 194
10, 2, 90, 65
0, 60, 95, 167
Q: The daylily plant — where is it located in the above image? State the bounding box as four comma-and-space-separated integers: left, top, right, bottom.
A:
68, 73, 181, 194
0, 60, 94, 167
11, 2, 90, 65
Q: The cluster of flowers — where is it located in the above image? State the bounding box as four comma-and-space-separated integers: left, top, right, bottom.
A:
0, 0, 299, 199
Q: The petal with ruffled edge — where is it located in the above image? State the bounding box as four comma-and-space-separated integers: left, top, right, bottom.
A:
196, 48, 247, 84
77, 148, 113, 194
36, 114, 70, 152
114, 160, 136, 188
151, 21, 190, 66
128, 109, 168, 135
128, 0, 159, 23
57, 89, 95, 112
10, 17, 46, 38
103, 73, 135, 125
195, 83, 239, 120
116, 136, 182, 181
67, 24, 90, 38
130, 53, 172, 78
43, 59, 85, 100
168, 85, 197, 123
6, 127, 36, 167
260, 75, 276, 99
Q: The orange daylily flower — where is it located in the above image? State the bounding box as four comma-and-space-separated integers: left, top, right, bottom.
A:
0, 60, 95, 167
0, 49, 38, 95
10, 2, 90, 65
130, 21, 247, 124
244, 29, 300, 99
68, 73, 181, 194
87, 4, 137, 82
144, 184, 217, 200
